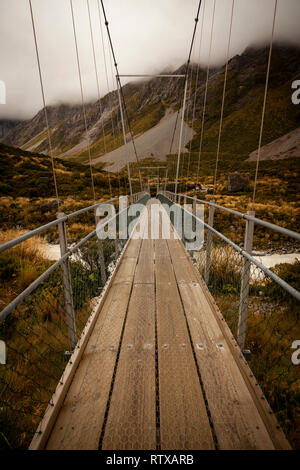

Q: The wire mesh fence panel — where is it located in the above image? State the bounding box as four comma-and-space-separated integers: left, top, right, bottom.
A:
244, 261, 300, 449
201, 232, 243, 336
193, 228, 299, 448
0, 265, 70, 449
0, 196, 150, 449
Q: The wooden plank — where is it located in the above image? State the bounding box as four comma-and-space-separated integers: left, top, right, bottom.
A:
154, 239, 169, 258
102, 283, 156, 450
112, 257, 137, 285
197, 275, 292, 450
167, 240, 198, 283
134, 239, 154, 284
168, 235, 290, 449
167, 239, 275, 449
45, 236, 141, 450
29, 234, 135, 450
123, 239, 142, 258
155, 253, 215, 450
46, 282, 133, 450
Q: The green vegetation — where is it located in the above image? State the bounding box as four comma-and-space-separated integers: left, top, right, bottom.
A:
0, 143, 139, 242
0, 45, 299, 449
0, 226, 118, 449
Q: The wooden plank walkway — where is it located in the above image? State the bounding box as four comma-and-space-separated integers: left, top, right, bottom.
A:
41, 199, 290, 450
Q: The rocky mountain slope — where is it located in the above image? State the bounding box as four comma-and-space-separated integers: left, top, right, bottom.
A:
2, 44, 300, 170
247, 127, 300, 161
0, 119, 22, 140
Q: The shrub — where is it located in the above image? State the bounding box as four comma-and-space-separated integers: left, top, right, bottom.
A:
263, 260, 300, 303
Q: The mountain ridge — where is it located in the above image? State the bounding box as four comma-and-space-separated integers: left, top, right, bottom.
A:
2, 44, 300, 169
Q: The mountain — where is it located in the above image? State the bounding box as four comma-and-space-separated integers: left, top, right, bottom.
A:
0, 119, 23, 140
2, 44, 300, 171
0, 142, 122, 201
247, 127, 300, 161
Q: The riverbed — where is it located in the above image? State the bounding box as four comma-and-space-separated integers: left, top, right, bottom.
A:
41, 242, 299, 272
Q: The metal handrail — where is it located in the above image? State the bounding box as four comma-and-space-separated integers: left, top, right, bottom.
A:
0, 194, 151, 254
164, 191, 300, 242
0, 204, 131, 323
158, 192, 300, 302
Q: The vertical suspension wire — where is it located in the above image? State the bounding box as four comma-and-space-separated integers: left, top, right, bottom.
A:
252, 0, 278, 209
195, 0, 216, 191
174, 0, 203, 196
102, 0, 141, 179
185, 0, 206, 191
117, 72, 143, 192
86, 0, 112, 199
212, 0, 235, 195
70, 0, 96, 202
107, 42, 125, 193
97, 0, 116, 150
167, 84, 182, 191
28, 0, 60, 208
180, 67, 194, 193
97, 0, 120, 195
182, 2, 206, 193
99, 0, 140, 194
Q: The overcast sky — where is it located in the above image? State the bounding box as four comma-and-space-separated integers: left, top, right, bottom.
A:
0, 0, 300, 120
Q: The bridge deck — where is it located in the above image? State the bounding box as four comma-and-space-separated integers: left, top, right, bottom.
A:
41, 199, 288, 450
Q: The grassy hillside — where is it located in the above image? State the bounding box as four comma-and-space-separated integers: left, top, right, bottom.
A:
0, 143, 139, 242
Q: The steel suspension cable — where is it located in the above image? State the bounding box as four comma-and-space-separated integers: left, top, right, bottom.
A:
87, 0, 112, 199
168, 95, 183, 189
195, 0, 216, 190
183, 70, 195, 193
252, 0, 278, 209
185, 0, 206, 192
97, 0, 122, 195
212, 0, 235, 195
70, 0, 96, 202
180, 68, 194, 192
28, 0, 60, 208
107, 42, 127, 193
100, 0, 142, 192
173, 0, 203, 195
97, 0, 117, 150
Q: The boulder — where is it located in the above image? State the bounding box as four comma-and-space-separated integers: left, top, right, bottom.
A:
40, 199, 62, 213
228, 172, 248, 192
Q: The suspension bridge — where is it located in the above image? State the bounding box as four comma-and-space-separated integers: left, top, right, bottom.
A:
0, 0, 299, 450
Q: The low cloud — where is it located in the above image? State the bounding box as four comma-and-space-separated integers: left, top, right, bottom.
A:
0, 0, 299, 120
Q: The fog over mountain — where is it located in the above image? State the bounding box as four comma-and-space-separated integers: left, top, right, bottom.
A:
0, 0, 300, 120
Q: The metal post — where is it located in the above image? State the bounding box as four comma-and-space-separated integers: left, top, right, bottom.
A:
114, 238, 119, 262
204, 203, 215, 285
94, 208, 106, 285
164, 167, 168, 192
192, 197, 197, 233
117, 79, 133, 199
57, 212, 77, 350
191, 197, 197, 257
138, 169, 143, 192
237, 211, 255, 350
175, 78, 188, 197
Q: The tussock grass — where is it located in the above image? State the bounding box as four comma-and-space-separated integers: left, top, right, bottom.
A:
200, 249, 300, 448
